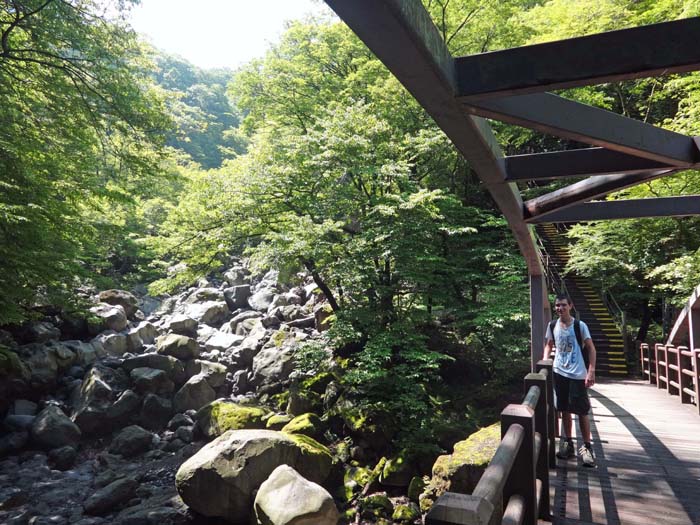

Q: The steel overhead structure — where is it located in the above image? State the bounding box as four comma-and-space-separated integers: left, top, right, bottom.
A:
323, 0, 700, 372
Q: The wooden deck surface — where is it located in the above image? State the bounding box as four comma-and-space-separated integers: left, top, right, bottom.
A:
547, 378, 700, 525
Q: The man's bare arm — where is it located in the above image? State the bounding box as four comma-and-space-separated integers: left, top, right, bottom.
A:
584, 338, 596, 387
543, 339, 554, 361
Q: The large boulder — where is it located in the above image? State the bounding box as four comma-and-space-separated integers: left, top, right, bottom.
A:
31, 405, 81, 449
156, 334, 199, 361
248, 288, 276, 312
92, 331, 128, 356
130, 367, 174, 395
17, 343, 59, 391
254, 465, 339, 525
165, 314, 198, 336
203, 331, 244, 352
183, 301, 229, 327
90, 303, 128, 333
27, 321, 61, 343
98, 289, 139, 318
223, 284, 251, 310
249, 339, 297, 394
60, 340, 103, 367
184, 360, 227, 387
420, 423, 500, 511
70, 364, 131, 435
83, 477, 138, 516
126, 322, 157, 353
173, 374, 216, 413
139, 393, 173, 431
122, 353, 186, 385
175, 429, 331, 523
195, 400, 268, 438
185, 287, 224, 303
109, 425, 154, 457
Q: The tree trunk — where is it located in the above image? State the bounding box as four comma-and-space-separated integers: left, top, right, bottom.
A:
303, 259, 340, 312
636, 300, 652, 342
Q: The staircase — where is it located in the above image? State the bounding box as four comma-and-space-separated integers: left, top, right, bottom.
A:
538, 224, 629, 376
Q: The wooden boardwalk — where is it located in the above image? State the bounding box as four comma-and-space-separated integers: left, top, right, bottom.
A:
548, 378, 700, 525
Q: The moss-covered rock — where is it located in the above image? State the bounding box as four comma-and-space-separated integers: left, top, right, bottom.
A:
281, 412, 326, 439
266, 413, 293, 430
195, 400, 268, 438
392, 503, 421, 522
407, 476, 426, 502
0, 345, 29, 380
361, 493, 393, 518
286, 387, 322, 415
420, 422, 500, 511
379, 450, 417, 487
282, 432, 333, 482
339, 465, 372, 502
301, 371, 333, 394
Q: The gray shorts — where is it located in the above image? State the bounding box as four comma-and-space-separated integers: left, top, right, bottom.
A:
553, 372, 590, 415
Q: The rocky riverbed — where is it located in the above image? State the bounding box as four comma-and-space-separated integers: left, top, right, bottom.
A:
0, 262, 501, 524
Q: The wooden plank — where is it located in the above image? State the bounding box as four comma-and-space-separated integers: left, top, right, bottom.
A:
505, 148, 673, 181
456, 17, 700, 100
550, 379, 700, 525
464, 93, 699, 166
527, 196, 700, 223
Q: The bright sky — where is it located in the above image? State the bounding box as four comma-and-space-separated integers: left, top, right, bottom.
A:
128, 0, 333, 70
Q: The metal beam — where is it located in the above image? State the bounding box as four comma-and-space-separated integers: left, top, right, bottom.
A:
505, 148, 673, 181
527, 195, 700, 223
324, 0, 545, 275
524, 170, 676, 218
465, 93, 699, 167
456, 17, 700, 100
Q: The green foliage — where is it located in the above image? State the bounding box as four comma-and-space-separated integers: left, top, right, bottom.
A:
0, 0, 170, 323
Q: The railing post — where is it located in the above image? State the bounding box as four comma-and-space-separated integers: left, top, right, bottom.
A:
639, 342, 647, 380
501, 404, 536, 525
424, 492, 494, 525
524, 373, 550, 521
536, 359, 555, 467
668, 346, 679, 396
655, 344, 664, 389
679, 346, 692, 404
694, 349, 700, 415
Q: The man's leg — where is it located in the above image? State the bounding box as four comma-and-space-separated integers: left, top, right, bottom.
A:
561, 411, 573, 439
578, 413, 591, 444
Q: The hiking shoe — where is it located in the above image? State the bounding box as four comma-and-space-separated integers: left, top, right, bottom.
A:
579, 445, 596, 467
556, 439, 575, 459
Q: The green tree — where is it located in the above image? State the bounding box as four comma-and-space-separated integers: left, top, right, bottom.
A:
0, 0, 169, 323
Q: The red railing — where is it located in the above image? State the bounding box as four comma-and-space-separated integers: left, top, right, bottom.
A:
640, 343, 700, 414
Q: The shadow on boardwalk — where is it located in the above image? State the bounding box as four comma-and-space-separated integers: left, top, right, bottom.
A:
548, 379, 700, 525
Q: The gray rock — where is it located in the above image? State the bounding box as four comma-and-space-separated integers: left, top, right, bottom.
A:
109, 425, 154, 457
125, 322, 156, 353
248, 288, 276, 312
98, 290, 139, 319
90, 303, 128, 333
92, 331, 128, 357
249, 340, 297, 393
12, 399, 37, 416
174, 426, 193, 443
165, 315, 198, 336
185, 287, 224, 303
223, 284, 251, 310
3, 414, 35, 431
130, 367, 174, 395
223, 267, 248, 286
173, 375, 215, 413
183, 301, 229, 327
138, 394, 172, 431
254, 465, 339, 525
230, 370, 248, 395
83, 478, 138, 516
48, 445, 77, 470
27, 321, 61, 343
203, 331, 243, 352
224, 310, 262, 333
61, 341, 102, 367
105, 389, 141, 428
18, 343, 58, 391
167, 414, 193, 431
183, 360, 226, 388
71, 365, 127, 435
175, 429, 331, 523
156, 334, 199, 361
122, 354, 185, 385
0, 431, 28, 456
31, 405, 81, 449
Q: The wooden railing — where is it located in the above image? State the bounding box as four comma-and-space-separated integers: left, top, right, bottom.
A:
426, 360, 554, 525
640, 343, 700, 414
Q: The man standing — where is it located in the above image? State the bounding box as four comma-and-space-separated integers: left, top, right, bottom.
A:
543, 293, 597, 467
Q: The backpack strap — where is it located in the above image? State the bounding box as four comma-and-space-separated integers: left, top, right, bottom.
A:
574, 319, 590, 369
547, 319, 557, 341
